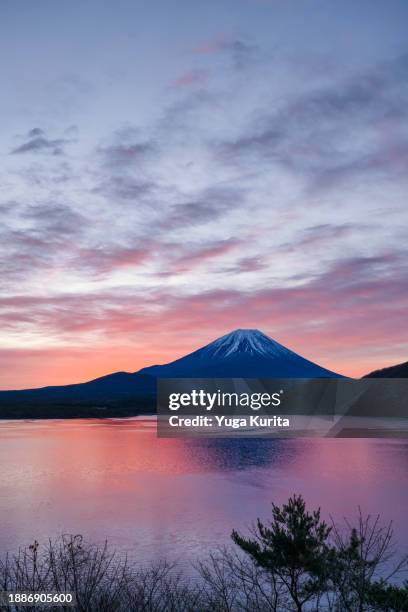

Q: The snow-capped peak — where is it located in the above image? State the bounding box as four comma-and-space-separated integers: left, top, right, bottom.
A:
201, 329, 293, 359
139, 328, 340, 377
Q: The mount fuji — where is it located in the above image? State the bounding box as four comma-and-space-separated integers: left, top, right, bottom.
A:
0, 329, 340, 418
140, 329, 339, 378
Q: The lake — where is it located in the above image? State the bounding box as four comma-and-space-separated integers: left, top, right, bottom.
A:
0, 418, 407, 568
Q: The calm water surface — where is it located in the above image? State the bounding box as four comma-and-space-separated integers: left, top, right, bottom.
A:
0, 418, 407, 564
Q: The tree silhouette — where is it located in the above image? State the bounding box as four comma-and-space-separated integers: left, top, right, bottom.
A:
231, 494, 334, 611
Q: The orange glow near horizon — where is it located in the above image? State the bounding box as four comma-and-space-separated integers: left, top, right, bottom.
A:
2, 2, 408, 393
0, 330, 404, 390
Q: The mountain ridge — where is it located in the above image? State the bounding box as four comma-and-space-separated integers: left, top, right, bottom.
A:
364, 360, 408, 379
139, 329, 339, 379
0, 328, 353, 418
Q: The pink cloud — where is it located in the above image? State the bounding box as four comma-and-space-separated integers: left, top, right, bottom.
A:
1, 253, 407, 387
192, 34, 228, 55
173, 70, 207, 88
172, 239, 240, 272
77, 243, 155, 274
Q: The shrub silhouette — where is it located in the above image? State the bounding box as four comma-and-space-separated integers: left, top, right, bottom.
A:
1, 496, 408, 611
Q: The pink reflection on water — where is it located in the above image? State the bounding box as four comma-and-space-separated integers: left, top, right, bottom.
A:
0, 419, 407, 565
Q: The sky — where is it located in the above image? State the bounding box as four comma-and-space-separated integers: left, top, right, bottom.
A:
1, 0, 408, 389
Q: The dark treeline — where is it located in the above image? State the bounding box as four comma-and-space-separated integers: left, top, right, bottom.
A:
1, 495, 408, 611
0, 397, 155, 419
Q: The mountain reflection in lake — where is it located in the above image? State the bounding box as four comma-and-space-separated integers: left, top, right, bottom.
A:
0, 418, 407, 567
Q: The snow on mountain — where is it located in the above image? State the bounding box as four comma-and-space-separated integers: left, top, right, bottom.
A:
0, 329, 341, 413
139, 329, 340, 378
199, 329, 293, 359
